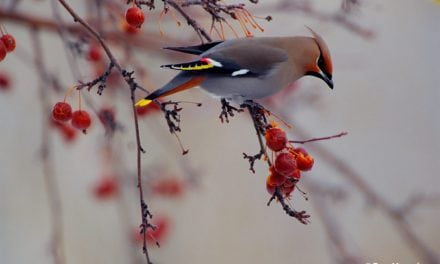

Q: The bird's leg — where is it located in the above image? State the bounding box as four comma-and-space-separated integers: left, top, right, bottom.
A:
219, 98, 244, 123
241, 100, 272, 172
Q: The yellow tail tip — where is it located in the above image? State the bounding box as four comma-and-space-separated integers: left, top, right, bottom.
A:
135, 99, 152, 107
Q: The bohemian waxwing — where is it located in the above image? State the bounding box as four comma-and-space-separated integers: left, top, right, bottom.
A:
135, 28, 333, 107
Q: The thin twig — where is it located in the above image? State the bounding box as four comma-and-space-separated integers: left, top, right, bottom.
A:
290, 121, 439, 264
31, 27, 66, 264
55, 1, 153, 262
289, 131, 348, 144
165, 0, 213, 43
129, 74, 153, 264
306, 181, 364, 264
56, 0, 122, 71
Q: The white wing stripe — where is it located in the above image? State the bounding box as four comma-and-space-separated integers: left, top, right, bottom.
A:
231, 69, 250, 76
206, 58, 223, 67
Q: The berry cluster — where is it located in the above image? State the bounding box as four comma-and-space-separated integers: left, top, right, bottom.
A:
0, 28, 16, 62
264, 126, 314, 198
52, 94, 92, 134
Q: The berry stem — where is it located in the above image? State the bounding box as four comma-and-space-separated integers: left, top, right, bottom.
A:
63, 85, 76, 102
77, 90, 82, 110
264, 109, 293, 129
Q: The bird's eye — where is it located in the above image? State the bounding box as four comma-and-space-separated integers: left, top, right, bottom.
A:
317, 56, 324, 68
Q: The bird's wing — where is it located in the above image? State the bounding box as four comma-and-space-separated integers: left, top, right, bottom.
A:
161, 43, 288, 77
163, 41, 224, 55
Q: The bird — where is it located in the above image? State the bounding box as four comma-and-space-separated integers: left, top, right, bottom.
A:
135, 27, 333, 107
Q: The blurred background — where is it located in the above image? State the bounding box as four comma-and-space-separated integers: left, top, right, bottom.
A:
1, 0, 439, 263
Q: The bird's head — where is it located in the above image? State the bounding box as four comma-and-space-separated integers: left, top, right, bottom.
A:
303, 27, 334, 89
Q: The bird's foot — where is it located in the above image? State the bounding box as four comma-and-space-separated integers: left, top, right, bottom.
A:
219, 98, 244, 123
240, 100, 270, 134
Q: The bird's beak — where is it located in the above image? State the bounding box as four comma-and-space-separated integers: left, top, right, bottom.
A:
306, 71, 334, 89
321, 73, 333, 89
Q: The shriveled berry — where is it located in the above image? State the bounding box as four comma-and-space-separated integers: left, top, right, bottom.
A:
267, 167, 286, 187
0, 41, 7, 62
265, 127, 287, 151
125, 7, 145, 28
1, 34, 16, 52
296, 153, 314, 171
274, 152, 297, 176
52, 102, 72, 122
71, 110, 91, 131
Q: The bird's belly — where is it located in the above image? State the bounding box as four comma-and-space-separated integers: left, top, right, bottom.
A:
200, 75, 289, 101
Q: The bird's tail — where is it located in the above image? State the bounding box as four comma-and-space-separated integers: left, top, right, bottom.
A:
135, 74, 205, 107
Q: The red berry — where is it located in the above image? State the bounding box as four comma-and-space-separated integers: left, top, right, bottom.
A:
283, 185, 295, 198
87, 44, 102, 62
283, 178, 296, 188
136, 102, 161, 117
93, 176, 118, 199
59, 124, 77, 143
71, 110, 92, 131
266, 176, 276, 195
266, 167, 286, 187
125, 7, 145, 28
1, 34, 16, 52
287, 169, 301, 180
152, 178, 184, 197
132, 217, 170, 245
294, 147, 309, 156
148, 217, 170, 244
0, 73, 11, 90
0, 41, 7, 62
52, 102, 73, 122
51, 120, 77, 143
121, 20, 140, 34
274, 152, 297, 176
296, 153, 314, 171
265, 127, 287, 151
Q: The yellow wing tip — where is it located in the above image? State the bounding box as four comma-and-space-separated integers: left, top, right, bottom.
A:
135, 99, 152, 107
